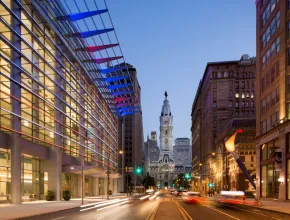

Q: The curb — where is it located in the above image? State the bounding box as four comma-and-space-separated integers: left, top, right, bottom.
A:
243, 204, 290, 216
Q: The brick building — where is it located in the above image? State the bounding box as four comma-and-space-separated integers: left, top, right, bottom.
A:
191, 55, 256, 194
255, 0, 290, 201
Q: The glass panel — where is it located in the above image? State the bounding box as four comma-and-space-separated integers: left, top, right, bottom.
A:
268, 141, 275, 159
261, 144, 267, 160
267, 164, 274, 197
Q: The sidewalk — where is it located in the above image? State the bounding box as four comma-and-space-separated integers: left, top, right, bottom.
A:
245, 198, 290, 215
154, 198, 184, 220
0, 194, 128, 220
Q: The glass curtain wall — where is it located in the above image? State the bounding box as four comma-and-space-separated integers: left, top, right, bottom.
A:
0, 0, 118, 169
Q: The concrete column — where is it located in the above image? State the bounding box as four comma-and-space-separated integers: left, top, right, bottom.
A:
114, 179, 118, 195
103, 178, 108, 196
93, 177, 99, 196
10, 1, 22, 205
79, 75, 85, 201
52, 40, 64, 201
77, 175, 82, 198
279, 133, 286, 201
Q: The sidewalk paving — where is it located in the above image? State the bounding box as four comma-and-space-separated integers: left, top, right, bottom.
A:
154, 198, 184, 220
0, 194, 128, 220
245, 198, 290, 215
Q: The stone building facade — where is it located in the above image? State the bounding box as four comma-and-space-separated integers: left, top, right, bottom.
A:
191, 55, 257, 194
255, 0, 290, 201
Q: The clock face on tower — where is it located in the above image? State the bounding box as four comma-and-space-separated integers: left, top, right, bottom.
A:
165, 138, 168, 144
163, 120, 169, 125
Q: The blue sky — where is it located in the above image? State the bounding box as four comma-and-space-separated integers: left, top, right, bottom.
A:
107, 0, 256, 140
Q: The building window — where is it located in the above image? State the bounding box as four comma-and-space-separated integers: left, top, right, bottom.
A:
213, 91, 217, 99
242, 93, 245, 99
235, 93, 239, 98
289, 21, 290, 38
236, 82, 239, 89
236, 102, 239, 108
262, 77, 266, 92
241, 101, 245, 108
242, 81, 245, 89
250, 101, 254, 108
262, 3, 270, 27
266, 95, 271, 110
271, 90, 276, 106
267, 118, 271, 131
261, 100, 266, 113
270, 67, 275, 82
251, 92, 254, 98
246, 101, 249, 108
213, 101, 217, 108
229, 100, 233, 108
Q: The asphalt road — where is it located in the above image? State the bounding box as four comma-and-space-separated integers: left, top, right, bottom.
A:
173, 195, 290, 220
21, 197, 159, 220
20, 192, 290, 220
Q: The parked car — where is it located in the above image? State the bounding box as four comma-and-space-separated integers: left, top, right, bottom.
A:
182, 192, 202, 204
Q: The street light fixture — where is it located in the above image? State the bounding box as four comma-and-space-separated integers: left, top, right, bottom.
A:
119, 150, 123, 154
199, 163, 202, 166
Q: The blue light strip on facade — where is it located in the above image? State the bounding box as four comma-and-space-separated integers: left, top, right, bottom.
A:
112, 90, 134, 96
100, 66, 127, 74
104, 76, 130, 82
69, 9, 108, 21
121, 111, 141, 116
80, 28, 114, 38
108, 83, 132, 90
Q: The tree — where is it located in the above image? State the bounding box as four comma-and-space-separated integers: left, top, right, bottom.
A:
142, 175, 156, 189
173, 173, 190, 190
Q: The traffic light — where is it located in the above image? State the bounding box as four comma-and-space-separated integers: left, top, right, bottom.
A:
185, 173, 191, 179
208, 183, 214, 188
172, 183, 175, 187
135, 166, 142, 174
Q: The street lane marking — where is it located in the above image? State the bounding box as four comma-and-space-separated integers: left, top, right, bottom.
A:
222, 204, 282, 220
97, 200, 130, 211
52, 217, 65, 220
174, 201, 192, 220
205, 206, 240, 220
146, 200, 160, 220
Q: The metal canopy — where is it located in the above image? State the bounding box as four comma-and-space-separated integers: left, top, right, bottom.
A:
37, 0, 141, 116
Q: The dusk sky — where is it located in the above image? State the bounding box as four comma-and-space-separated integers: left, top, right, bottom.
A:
107, 0, 256, 140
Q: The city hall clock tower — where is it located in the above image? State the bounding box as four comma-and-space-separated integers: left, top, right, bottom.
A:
160, 91, 173, 155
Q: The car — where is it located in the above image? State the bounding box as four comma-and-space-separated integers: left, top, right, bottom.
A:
175, 190, 188, 196
145, 189, 154, 195
182, 192, 202, 204
169, 189, 176, 194
213, 191, 245, 207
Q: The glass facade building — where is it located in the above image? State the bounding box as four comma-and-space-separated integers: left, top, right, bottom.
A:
0, 0, 137, 203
